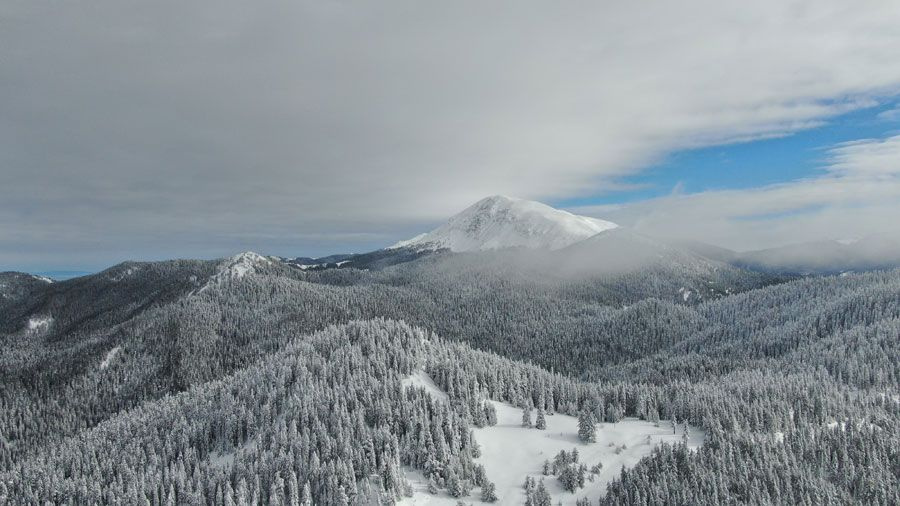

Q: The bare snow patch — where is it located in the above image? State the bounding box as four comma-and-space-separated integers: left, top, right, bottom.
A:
110, 266, 140, 282
400, 385, 704, 505
27, 315, 53, 333
100, 346, 121, 370
208, 450, 236, 470
402, 370, 449, 404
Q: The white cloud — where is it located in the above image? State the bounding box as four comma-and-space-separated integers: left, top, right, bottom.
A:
2, 0, 900, 265
826, 136, 900, 177
877, 107, 900, 121
578, 135, 900, 250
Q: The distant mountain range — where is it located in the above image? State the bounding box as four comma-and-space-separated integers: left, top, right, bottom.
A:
18, 195, 900, 280
284, 195, 900, 275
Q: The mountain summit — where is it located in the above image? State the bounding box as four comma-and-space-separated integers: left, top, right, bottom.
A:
392, 195, 617, 252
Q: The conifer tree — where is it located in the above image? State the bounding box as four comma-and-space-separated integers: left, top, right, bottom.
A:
578, 409, 596, 443
481, 480, 498, 502
522, 405, 533, 428
534, 480, 552, 506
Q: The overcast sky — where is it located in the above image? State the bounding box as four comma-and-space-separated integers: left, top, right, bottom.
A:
3, 1, 900, 271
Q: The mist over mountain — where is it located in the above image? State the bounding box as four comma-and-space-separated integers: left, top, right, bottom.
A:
674, 235, 900, 275
352, 197, 900, 276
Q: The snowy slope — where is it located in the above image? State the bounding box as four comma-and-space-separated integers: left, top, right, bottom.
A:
392, 195, 617, 252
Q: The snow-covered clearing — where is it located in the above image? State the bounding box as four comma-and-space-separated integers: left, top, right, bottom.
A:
27, 315, 53, 333
400, 373, 704, 506
402, 370, 449, 403
100, 346, 121, 370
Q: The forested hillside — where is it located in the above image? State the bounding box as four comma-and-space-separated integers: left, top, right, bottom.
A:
1, 252, 898, 504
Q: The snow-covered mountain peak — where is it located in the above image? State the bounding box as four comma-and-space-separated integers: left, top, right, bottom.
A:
195, 251, 274, 295
223, 251, 272, 279
391, 195, 617, 252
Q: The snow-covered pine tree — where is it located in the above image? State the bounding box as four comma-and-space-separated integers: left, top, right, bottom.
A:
578, 409, 596, 443
481, 480, 498, 502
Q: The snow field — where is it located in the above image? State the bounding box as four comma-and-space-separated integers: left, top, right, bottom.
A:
400, 373, 704, 506
27, 315, 53, 333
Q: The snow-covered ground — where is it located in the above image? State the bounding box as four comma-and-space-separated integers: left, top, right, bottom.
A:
100, 346, 121, 370
402, 370, 450, 403
109, 266, 140, 282
27, 315, 53, 333
400, 372, 704, 506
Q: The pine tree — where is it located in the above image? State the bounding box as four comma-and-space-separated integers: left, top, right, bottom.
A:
300, 482, 312, 506
484, 402, 498, 426
287, 473, 300, 506
578, 409, 596, 443
536, 408, 547, 430
335, 486, 349, 506
481, 480, 498, 502
534, 480, 552, 506
270, 473, 285, 506
236, 478, 250, 506
471, 433, 482, 458
522, 406, 533, 428
427, 475, 439, 495
607, 404, 624, 424
446, 469, 463, 498
224, 481, 236, 506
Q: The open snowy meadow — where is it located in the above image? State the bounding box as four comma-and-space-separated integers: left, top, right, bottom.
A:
400, 372, 704, 505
